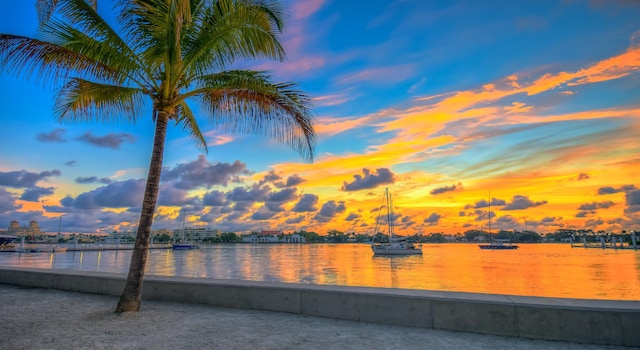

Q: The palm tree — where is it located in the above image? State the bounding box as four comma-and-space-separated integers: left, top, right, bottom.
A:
0, 0, 316, 313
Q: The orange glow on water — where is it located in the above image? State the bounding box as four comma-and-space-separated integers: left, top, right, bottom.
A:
132, 244, 640, 300
3, 244, 638, 301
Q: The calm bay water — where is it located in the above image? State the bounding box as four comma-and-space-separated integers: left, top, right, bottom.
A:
1, 243, 638, 301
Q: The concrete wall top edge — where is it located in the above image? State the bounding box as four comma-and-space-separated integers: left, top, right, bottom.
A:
0, 266, 125, 280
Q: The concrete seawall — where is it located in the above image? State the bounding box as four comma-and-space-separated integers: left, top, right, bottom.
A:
1, 267, 638, 347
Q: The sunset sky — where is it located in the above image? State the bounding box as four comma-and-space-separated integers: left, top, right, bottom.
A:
0, 0, 639, 235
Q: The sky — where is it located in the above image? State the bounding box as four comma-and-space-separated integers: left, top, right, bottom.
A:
0, 0, 639, 236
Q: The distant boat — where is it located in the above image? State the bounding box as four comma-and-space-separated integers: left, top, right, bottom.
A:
371, 188, 422, 256
479, 238, 518, 250
172, 242, 200, 250
172, 210, 200, 250
478, 192, 518, 250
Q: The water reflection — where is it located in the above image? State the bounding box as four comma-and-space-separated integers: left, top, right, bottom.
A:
0, 243, 638, 300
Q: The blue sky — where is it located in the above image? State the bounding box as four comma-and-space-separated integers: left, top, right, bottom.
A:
1, 0, 639, 235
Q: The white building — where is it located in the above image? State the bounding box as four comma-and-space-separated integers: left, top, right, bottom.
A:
241, 230, 306, 243
281, 232, 306, 243
105, 227, 220, 243
173, 227, 220, 241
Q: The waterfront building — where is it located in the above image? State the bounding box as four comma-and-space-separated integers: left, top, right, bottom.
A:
473, 235, 487, 242
152, 228, 173, 237
241, 230, 306, 243
105, 230, 133, 243
281, 232, 306, 243
242, 230, 280, 243
103, 227, 219, 243
173, 227, 220, 242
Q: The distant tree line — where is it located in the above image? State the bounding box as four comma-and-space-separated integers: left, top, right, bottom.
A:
24, 227, 637, 245
158, 228, 637, 245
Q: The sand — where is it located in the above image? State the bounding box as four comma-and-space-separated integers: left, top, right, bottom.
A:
0, 284, 627, 350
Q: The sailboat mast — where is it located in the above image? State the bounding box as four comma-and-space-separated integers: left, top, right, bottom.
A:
488, 191, 492, 243
182, 209, 186, 241
386, 188, 393, 240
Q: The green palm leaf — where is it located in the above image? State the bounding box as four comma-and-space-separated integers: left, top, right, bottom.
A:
55, 78, 145, 123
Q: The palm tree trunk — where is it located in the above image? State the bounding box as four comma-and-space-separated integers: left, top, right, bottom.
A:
115, 112, 169, 313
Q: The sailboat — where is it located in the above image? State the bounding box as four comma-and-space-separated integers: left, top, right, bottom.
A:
172, 210, 200, 250
478, 193, 518, 250
371, 188, 422, 256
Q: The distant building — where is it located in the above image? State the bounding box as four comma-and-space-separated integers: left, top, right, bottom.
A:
242, 230, 280, 243
173, 227, 220, 242
105, 227, 220, 243
444, 234, 457, 242
281, 232, 306, 243
153, 228, 173, 237
241, 230, 306, 243
7, 220, 41, 235
28, 220, 40, 234
8, 220, 20, 233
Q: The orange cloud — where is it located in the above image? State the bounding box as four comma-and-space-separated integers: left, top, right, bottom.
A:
571, 46, 640, 85
413, 45, 640, 114
500, 107, 640, 125
526, 46, 640, 94
204, 131, 235, 146
314, 115, 372, 137
504, 102, 533, 114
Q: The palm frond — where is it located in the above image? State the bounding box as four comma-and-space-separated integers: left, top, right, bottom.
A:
37, 0, 99, 26
182, 0, 286, 79
40, 0, 145, 84
0, 34, 120, 86
176, 102, 208, 152
245, 0, 286, 32
52, 0, 102, 32
195, 70, 316, 162
36, 0, 61, 25
48, 0, 123, 52
118, 0, 193, 93
2, 0, 145, 88
55, 78, 145, 123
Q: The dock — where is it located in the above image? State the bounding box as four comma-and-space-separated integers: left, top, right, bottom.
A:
570, 232, 638, 250
65, 243, 172, 251
0, 243, 172, 253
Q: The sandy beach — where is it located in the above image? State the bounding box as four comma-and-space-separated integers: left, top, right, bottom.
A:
0, 284, 629, 350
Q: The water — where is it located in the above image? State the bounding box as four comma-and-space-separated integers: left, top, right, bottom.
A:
1, 243, 639, 301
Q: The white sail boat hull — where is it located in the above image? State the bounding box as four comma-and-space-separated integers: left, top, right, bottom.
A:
371, 242, 422, 255
478, 239, 518, 250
